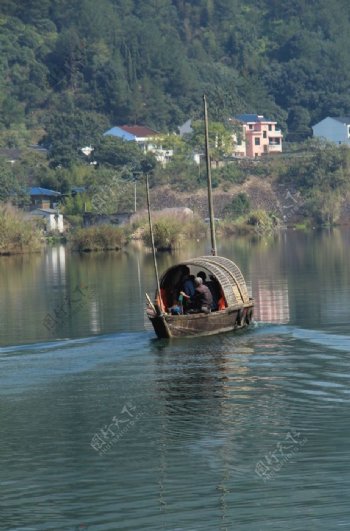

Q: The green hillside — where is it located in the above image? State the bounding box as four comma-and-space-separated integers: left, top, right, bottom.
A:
2, 0, 350, 151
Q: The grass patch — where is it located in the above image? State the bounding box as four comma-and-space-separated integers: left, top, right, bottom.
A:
218, 209, 280, 236
131, 210, 207, 250
69, 225, 124, 252
0, 204, 42, 255
293, 221, 312, 230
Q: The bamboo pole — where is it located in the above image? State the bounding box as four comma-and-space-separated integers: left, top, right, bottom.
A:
145, 292, 157, 314
146, 174, 162, 311
203, 94, 217, 256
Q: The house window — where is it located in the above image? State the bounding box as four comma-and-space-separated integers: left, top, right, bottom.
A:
248, 124, 253, 129
263, 131, 267, 139
268, 124, 273, 131
255, 138, 260, 145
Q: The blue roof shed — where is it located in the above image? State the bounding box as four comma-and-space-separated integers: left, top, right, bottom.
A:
29, 187, 61, 197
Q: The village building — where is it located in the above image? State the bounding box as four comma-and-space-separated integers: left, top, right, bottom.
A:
26, 188, 64, 233
312, 116, 350, 145
230, 114, 283, 157
103, 125, 173, 166
27, 208, 64, 233
29, 187, 61, 210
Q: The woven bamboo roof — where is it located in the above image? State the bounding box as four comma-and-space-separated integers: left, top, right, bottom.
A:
159, 255, 250, 306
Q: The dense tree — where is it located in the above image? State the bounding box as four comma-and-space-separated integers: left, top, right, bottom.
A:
42, 109, 108, 167
1, 0, 350, 147
93, 136, 154, 170
190, 119, 233, 160
0, 158, 29, 205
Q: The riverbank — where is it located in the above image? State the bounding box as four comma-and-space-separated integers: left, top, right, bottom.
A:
0, 146, 350, 254
0, 204, 42, 255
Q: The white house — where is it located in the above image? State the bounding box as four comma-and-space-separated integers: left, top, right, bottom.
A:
103, 124, 173, 166
28, 208, 64, 233
312, 116, 350, 145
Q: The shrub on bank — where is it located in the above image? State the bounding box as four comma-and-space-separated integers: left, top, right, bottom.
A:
143, 218, 181, 250
140, 212, 207, 250
304, 188, 342, 226
246, 209, 279, 231
218, 209, 280, 236
223, 192, 250, 219
0, 204, 42, 254
64, 214, 84, 228
215, 163, 247, 185
69, 225, 124, 252
184, 214, 207, 241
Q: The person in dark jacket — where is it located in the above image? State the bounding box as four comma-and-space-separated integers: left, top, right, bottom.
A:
178, 267, 195, 312
192, 276, 213, 313
181, 268, 195, 299
207, 274, 220, 311
197, 271, 219, 311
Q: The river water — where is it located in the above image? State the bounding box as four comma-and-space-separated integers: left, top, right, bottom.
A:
1, 229, 350, 530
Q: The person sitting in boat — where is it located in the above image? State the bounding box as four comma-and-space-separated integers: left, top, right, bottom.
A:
169, 302, 183, 315
178, 267, 195, 311
193, 276, 213, 313
182, 276, 212, 314
168, 292, 184, 315
181, 267, 195, 297
207, 274, 221, 311
197, 271, 219, 311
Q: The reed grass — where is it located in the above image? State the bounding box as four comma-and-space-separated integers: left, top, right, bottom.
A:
70, 225, 124, 252
138, 211, 207, 250
0, 204, 42, 254
218, 209, 280, 236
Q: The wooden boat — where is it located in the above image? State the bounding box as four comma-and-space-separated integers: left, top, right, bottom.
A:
145, 96, 254, 339
146, 256, 254, 338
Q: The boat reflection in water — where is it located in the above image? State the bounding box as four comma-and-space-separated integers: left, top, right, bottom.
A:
252, 278, 290, 324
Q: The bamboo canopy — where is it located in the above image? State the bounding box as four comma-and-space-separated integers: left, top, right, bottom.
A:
159, 255, 250, 307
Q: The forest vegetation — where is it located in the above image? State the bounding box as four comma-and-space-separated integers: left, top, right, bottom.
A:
2, 0, 350, 149
2, 0, 350, 250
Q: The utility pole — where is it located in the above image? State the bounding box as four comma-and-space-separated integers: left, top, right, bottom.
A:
134, 179, 137, 212
132, 171, 142, 213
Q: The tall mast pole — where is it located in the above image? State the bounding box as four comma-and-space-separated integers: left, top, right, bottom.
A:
203, 94, 217, 256
146, 174, 161, 309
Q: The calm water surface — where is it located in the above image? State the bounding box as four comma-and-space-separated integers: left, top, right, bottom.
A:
1, 229, 350, 530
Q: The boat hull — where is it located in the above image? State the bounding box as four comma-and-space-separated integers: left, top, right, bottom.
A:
148, 300, 254, 339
